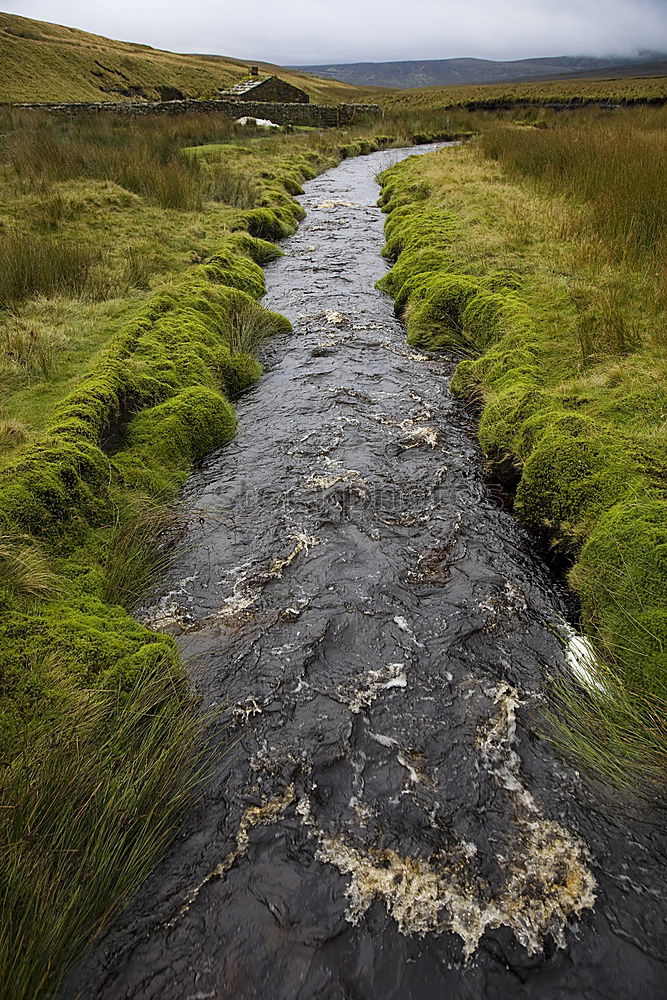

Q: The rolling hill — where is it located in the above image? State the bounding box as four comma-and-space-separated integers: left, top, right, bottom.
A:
294, 53, 667, 90
0, 12, 370, 104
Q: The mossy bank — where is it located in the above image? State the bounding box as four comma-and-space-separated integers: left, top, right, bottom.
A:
376, 123, 666, 786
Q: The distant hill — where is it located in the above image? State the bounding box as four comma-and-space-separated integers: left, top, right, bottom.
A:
0, 12, 368, 104
293, 54, 667, 90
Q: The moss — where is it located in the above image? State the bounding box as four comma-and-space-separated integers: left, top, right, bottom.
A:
515, 416, 645, 544
0, 587, 178, 760
377, 247, 453, 300
235, 207, 294, 242
115, 386, 236, 492
204, 246, 266, 296
0, 437, 112, 537
227, 231, 284, 265
572, 499, 667, 692
404, 274, 483, 351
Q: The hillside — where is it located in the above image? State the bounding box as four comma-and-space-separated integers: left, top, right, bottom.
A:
295, 53, 667, 89
0, 12, 370, 104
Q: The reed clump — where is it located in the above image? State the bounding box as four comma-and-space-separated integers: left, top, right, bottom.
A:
102, 494, 181, 609
0, 227, 95, 307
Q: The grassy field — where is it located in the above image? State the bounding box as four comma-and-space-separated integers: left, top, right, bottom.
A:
0, 11, 377, 104
376, 105, 666, 786
379, 74, 667, 111
0, 105, 466, 999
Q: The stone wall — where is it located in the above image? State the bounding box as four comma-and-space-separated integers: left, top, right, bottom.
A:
5, 98, 382, 127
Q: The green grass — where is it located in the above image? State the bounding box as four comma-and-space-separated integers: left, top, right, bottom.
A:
0, 227, 96, 307
479, 106, 667, 277
376, 112, 666, 785
0, 664, 206, 1000
101, 494, 181, 608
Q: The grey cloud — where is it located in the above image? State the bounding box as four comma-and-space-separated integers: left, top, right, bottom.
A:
7, 0, 667, 64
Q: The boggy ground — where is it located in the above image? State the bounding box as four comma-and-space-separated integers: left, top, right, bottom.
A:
61, 148, 667, 1000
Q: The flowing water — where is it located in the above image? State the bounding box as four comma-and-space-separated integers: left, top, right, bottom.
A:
63, 146, 667, 999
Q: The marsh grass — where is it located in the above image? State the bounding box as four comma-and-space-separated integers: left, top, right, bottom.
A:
480, 107, 667, 271
0, 227, 95, 307
571, 280, 640, 362
0, 532, 55, 597
31, 191, 70, 230
102, 494, 181, 608
85, 246, 153, 301
2, 113, 207, 210
207, 163, 259, 208
0, 666, 206, 1000
547, 672, 667, 790
0, 417, 29, 448
225, 297, 287, 354
0, 315, 66, 383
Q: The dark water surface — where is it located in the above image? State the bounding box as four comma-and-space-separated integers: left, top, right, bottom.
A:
63, 146, 667, 1000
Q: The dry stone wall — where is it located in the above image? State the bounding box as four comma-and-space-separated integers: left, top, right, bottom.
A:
5, 98, 382, 127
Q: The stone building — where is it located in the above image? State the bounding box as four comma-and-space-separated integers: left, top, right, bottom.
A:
220, 75, 310, 104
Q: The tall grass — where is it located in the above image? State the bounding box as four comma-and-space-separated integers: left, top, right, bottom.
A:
1, 112, 208, 209
0, 666, 206, 1000
480, 107, 667, 268
207, 163, 259, 207
547, 671, 667, 791
102, 495, 180, 608
0, 315, 66, 385
225, 297, 288, 355
0, 228, 95, 308
0, 532, 54, 596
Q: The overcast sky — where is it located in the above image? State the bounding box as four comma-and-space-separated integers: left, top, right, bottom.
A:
6, 0, 667, 64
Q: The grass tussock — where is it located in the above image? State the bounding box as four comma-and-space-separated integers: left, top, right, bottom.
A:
0, 532, 54, 597
0, 315, 66, 383
225, 295, 290, 355
547, 673, 667, 791
102, 495, 181, 609
0, 417, 29, 448
0, 666, 206, 1000
207, 163, 260, 208
0, 227, 95, 307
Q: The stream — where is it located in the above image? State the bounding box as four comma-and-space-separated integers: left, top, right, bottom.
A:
63, 145, 667, 999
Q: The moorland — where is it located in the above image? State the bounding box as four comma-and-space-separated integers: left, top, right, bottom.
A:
0, 12, 665, 999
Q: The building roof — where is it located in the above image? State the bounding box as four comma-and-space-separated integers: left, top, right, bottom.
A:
220, 75, 307, 97
221, 77, 272, 96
